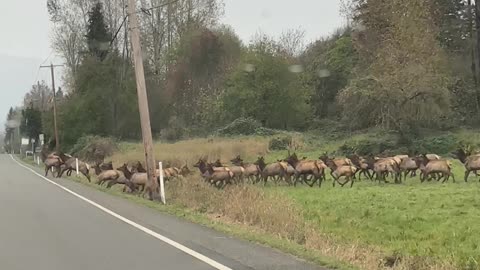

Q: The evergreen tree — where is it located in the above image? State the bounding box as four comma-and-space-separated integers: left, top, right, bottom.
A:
85, 2, 111, 60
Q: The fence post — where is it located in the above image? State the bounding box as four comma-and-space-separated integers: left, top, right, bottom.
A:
159, 162, 166, 204
75, 158, 79, 176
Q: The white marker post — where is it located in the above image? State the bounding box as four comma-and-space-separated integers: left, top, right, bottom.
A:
37, 156, 40, 166
159, 162, 166, 204
75, 158, 79, 176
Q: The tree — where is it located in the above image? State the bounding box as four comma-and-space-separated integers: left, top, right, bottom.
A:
160, 26, 242, 132
86, 2, 112, 60
223, 36, 312, 130
340, 0, 451, 133
301, 27, 356, 118
20, 105, 43, 142
23, 81, 53, 112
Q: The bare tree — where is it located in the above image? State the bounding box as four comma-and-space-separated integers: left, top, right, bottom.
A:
278, 28, 306, 57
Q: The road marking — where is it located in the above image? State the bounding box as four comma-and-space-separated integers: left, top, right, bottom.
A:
10, 155, 232, 270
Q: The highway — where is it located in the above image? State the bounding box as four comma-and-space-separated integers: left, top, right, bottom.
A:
0, 155, 322, 270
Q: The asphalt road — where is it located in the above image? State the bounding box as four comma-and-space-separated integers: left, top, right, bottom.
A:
0, 155, 324, 270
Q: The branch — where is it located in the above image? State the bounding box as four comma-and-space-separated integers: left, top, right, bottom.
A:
400, 91, 427, 107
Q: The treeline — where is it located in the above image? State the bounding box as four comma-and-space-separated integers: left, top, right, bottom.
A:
5, 0, 480, 151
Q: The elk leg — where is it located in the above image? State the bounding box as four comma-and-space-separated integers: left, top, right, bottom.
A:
310, 175, 319, 187
107, 180, 117, 188
45, 166, 50, 177
58, 167, 68, 178
350, 176, 355, 187
82, 172, 91, 182
303, 174, 316, 187
465, 170, 471, 182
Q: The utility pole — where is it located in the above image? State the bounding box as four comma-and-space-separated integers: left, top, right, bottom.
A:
40, 63, 63, 151
127, 0, 159, 200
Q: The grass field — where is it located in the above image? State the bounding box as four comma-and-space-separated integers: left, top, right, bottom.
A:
27, 130, 480, 270
269, 177, 480, 268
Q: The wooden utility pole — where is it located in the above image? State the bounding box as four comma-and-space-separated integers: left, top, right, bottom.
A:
127, 0, 159, 200
40, 63, 63, 151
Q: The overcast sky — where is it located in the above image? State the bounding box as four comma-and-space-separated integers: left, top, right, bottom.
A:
0, 0, 344, 129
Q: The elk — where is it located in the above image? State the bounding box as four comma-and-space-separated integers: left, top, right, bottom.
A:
57, 156, 91, 182
213, 159, 245, 184
347, 154, 373, 180
254, 157, 293, 185
284, 153, 327, 187
453, 148, 480, 182
43, 153, 64, 177
94, 162, 124, 187
398, 157, 420, 181
116, 163, 158, 197
319, 154, 352, 179
230, 155, 261, 183
202, 163, 234, 188
370, 158, 400, 183
417, 155, 455, 183
323, 158, 357, 187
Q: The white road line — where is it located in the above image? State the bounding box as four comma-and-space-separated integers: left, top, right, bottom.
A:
10, 155, 232, 270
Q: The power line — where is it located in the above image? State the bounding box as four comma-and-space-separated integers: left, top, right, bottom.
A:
142, 0, 179, 13
110, 0, 180, 46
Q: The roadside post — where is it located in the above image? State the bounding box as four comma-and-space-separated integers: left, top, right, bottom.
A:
159, 162, 166, 204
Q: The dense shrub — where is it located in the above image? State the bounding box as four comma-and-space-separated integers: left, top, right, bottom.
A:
338, 139, 396, 156
216, 117, 261, 136
268, 135, 293, 151
160, 116, 187, 142
216, 117, 278, 136
413, 135, 457, 155
69, 135, 118, 162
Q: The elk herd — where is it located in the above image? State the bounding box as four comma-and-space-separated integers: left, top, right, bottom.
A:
40, 146, 480, 194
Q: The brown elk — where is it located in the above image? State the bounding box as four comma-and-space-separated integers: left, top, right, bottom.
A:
323, 158, 357, 187
203, 163, 234, 188
417, 155, 455, 183
213, 159, 245, 184
284, 153, 327, 187
230, 155, 261, 183
453, 148, 480, 182
254, 157, 293, 185
94, 162, 124, 187
57, 156, 91, 182
319, 154, 352, 178
116, 163, 158, 197
43, 153, 64, 177
373, 157, 401, 183
398, 157, 420, 181
347, 154, 373, 180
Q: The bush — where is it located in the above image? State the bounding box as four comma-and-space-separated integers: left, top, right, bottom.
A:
216, 117, 279, 136
338, 139, 396, 156
413, 135, 457, 155
216, 117, 261, 136
269, 135, 293, 151
69, 135, 118, 162
160, 116, 186, 142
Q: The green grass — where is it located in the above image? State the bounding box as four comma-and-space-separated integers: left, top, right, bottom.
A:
267, 165, 480, 268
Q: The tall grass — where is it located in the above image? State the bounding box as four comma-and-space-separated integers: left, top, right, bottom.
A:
110, 137, 270, 167
167, 176, 305, 243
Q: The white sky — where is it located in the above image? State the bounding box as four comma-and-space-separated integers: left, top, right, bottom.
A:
0, 0, 344, 128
